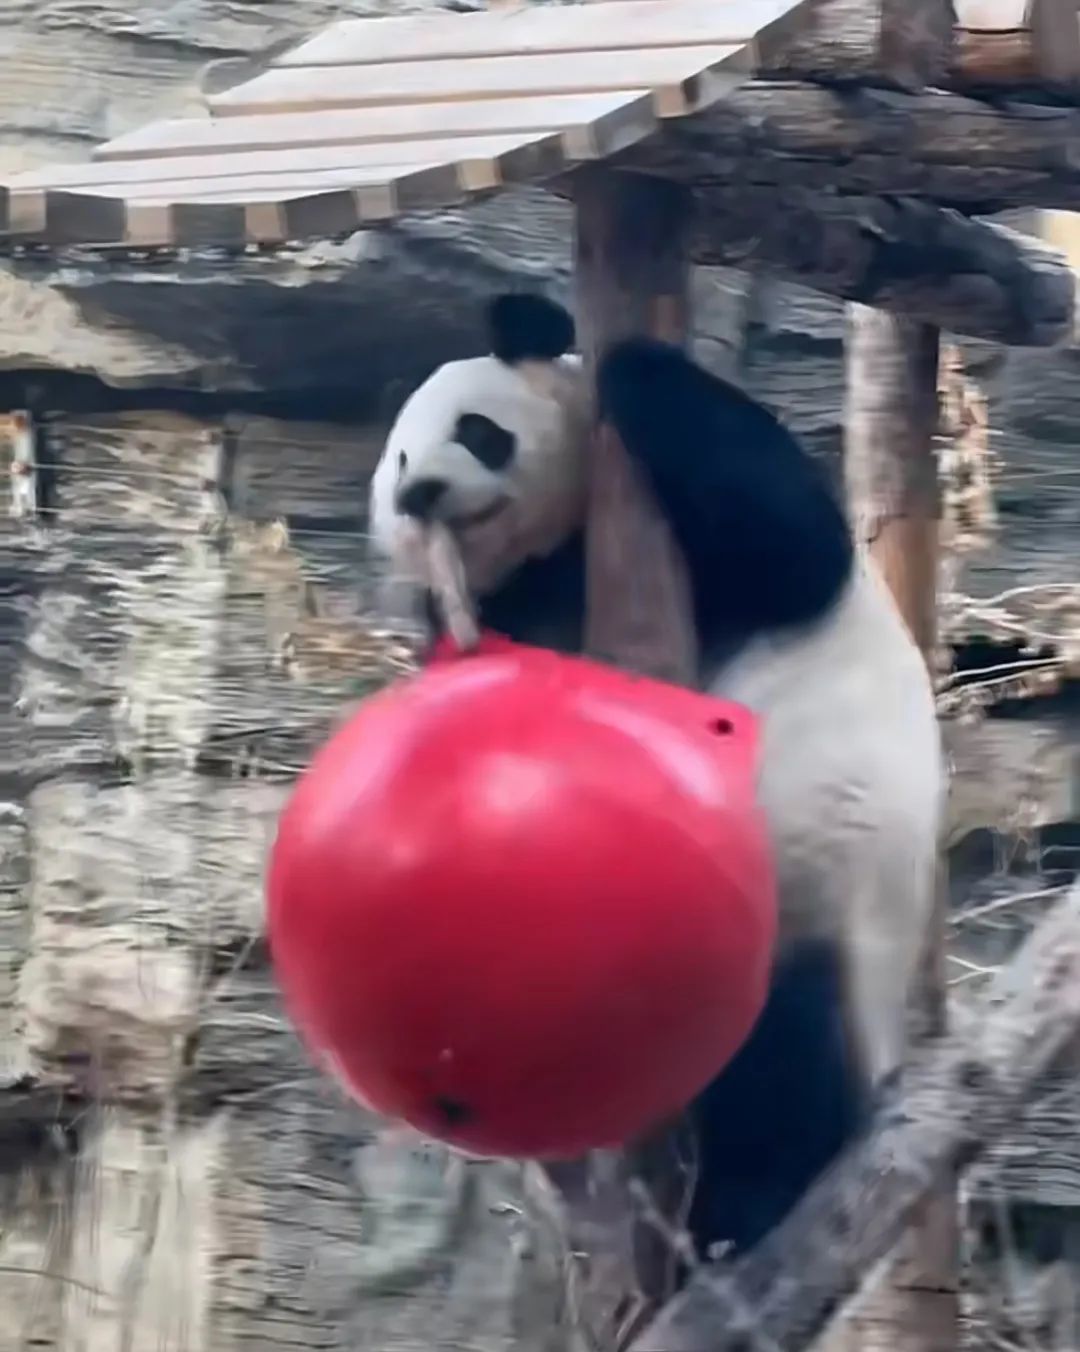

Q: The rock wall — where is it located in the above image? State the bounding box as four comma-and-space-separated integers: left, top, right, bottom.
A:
0, 409, 591, 1351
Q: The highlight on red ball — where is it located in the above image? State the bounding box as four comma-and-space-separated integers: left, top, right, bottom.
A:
267, 633, 777, 1159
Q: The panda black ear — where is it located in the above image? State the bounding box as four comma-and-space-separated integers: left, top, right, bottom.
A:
487, 293, 575, 365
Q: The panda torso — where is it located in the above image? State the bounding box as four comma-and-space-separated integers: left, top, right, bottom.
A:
367, 294, 943, 1260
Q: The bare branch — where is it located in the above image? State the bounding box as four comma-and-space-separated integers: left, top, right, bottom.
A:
631, 881, 1080, 1352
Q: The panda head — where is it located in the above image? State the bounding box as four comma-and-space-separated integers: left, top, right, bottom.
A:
369, 294, 590, 609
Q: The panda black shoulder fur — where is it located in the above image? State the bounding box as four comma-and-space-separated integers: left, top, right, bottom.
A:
369, 292, 943, 1258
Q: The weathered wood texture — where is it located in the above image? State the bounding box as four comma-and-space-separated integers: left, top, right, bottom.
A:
204, 45, 748, 119
951, 0, 1080, 92
0, 0, 1077, 374
0, 0, 471, 175
759, 0, 955, 89
6, 77, 1078, 345
833, 312, 957, 1352
267, 0, 954, 89
639, 81, 1080, 216
1, 182, 1070, 350
267, 0, 787, 67
536, 167, 700, 1352
88, 79, 1080, 219
687, 188, 1073, 347
573, 168, 698, 687
845, 311, 942, 656
0, 0, 771, 247
26, 79, 1080, 232
0, 0, 1078, 404
630, 880, 1080, 1352
0, 0, 1061, 358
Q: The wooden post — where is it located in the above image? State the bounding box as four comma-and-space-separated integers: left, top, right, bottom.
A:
573, 166, 698, 688
543, 166, 700, 1348
845, 308, 941, 657
837, 306, 957, 1352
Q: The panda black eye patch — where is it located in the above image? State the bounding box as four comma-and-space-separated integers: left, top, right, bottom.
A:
454, 413, 516, 471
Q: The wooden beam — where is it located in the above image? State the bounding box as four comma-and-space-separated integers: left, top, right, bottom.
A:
688, 187, 1074, 347
637, 81, 1080, 216
951, 0, 1080, 92
630, 880, 1080, 1352
756, 0, 955, 91
91, 94, 660, 164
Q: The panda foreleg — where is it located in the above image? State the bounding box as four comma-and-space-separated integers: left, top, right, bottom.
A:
686, 937, 871, 1260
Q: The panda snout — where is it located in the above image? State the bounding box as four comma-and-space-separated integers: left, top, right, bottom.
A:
396, 477, 449, 521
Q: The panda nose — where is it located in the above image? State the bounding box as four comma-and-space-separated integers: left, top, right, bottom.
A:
396, 477, 448, 521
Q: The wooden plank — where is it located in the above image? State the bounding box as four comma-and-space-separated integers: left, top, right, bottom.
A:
10, 136, 575, 215
206, 46, 748, 118
93, 92, 655, 164
13, 163, 460, 205
952, 0, 1080, 90
3, 188, 307, 248
272, 0, 802, 68
5, 160, 500, 247
4, 188, 126, 245
12, 133, 565, 191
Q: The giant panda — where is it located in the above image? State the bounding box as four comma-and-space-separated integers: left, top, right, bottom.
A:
367, 292, 943, 1260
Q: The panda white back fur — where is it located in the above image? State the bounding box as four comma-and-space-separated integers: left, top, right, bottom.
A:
368, 293, 943, 1258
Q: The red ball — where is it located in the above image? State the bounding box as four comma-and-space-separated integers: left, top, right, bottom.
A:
267, 634, 777, 1159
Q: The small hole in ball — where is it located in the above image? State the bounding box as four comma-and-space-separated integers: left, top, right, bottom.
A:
710, 717, 734, 736
434, 1096, 473, 1126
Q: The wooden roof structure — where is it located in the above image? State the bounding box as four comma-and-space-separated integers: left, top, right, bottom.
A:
3, 0, 1080, 347
0, 0, 826, 250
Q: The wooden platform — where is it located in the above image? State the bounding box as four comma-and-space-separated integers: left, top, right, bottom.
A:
0, 0, 810, 250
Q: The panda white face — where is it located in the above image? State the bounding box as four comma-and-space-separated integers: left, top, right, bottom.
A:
369, 350, 590, 602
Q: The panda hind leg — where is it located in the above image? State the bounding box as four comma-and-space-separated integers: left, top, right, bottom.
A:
686, 938, 871, 1259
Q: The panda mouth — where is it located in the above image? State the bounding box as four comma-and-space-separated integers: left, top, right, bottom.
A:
450, 496, 509, 530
